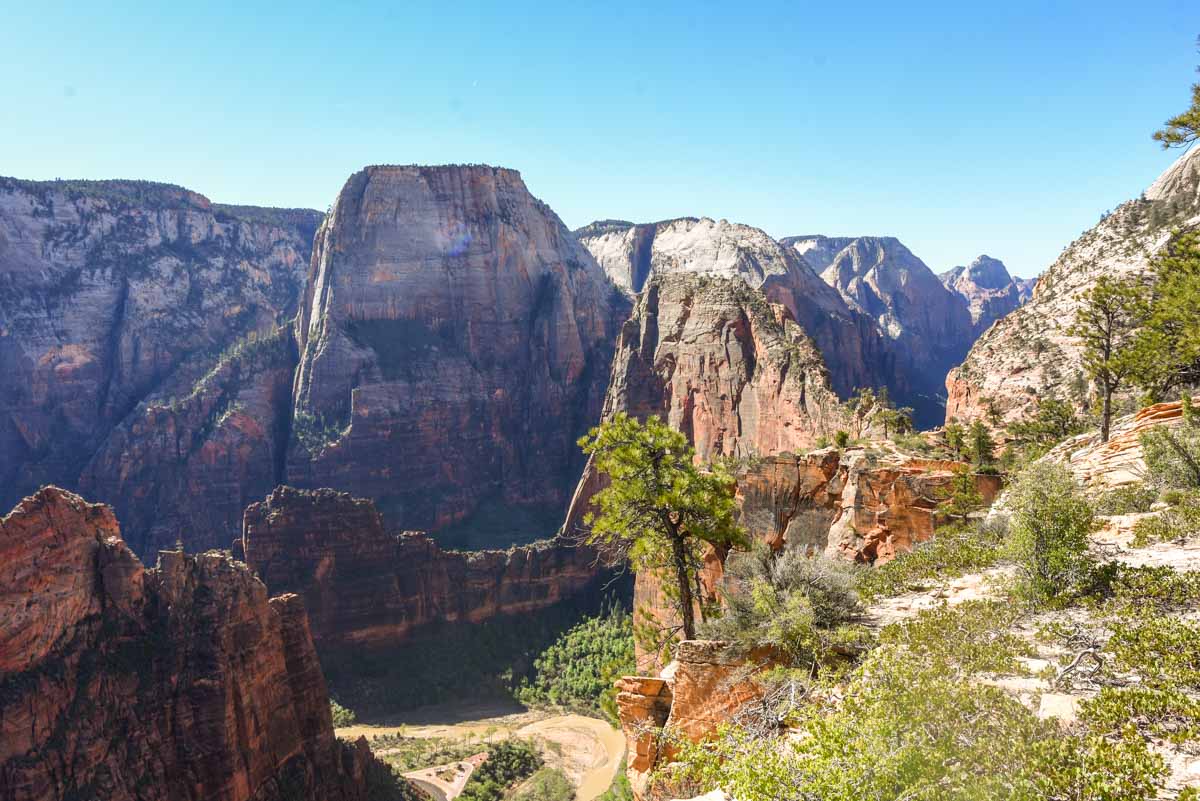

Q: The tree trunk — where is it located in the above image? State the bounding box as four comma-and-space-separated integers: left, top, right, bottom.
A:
670, 534, 696, 641
1101, 386, 1112, 443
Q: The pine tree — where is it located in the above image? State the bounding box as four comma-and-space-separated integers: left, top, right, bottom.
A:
1068, 275, 1148, 442
1153, 37, 1200, 149
968, 421, 995, 468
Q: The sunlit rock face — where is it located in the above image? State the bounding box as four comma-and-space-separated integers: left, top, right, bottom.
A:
289, 165, 627, 536
0, 487, 387, 801
577, 217, 894, 401
0, 177, 318, 556
785, 234, 975, 427
946, 146, 1200, 428
940, 254, 1028, 338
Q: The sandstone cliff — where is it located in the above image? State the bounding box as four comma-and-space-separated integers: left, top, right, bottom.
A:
239, 486, 603, 648
561, 274, 849, 535
576, 217, 893, 400
785, 234, 974, 426
288, 165, 625, 537
0, 178, 319, 555
0, 487, 397, 801
946, 146, 1200, 427
939, 255, 1027, 338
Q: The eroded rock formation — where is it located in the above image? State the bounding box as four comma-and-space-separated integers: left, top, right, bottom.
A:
576, 217, 893, 399
946, 146, 1200, 427
239, 486, 603, 647
0, 487, 392, 801
287, 165, 625, 535
615, 641, 765, 801
0, 178, 319, 556
939, 255, 1028, 337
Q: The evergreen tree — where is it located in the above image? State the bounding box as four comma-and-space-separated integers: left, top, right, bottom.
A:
944, 420, 966, 459
1068, 275, 1148, 442
968, 421, 995, 468
1132, 230, 1200, 400
580, 413, 745, 643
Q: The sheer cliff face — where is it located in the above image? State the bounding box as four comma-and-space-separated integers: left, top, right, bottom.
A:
0, 178, 319, 555
939, 255, 1027, 337
289, 165, 624, 533
597, 275, 846, 459
561, 275, 848, 533
0, 487, 386, 801
786, 234, 974, 425
239, 486, 603, 648
946, 147, 1200, 427
577, 217, 891, 399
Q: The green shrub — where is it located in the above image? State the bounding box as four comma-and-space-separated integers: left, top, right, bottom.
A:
856, 519, 1006, 601
1141, 398, 1200, 490
833, 430, 850, 450
517, 603, 634, 721
1131, 494, 1200, 546
700, 546, 865, 669
1094, 482, 1157, 515
330, 699, 357, 727
1004, 462, 1097, 602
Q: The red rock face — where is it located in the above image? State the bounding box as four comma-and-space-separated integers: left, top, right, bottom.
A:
615, 641, 767, 801
288, 165, 625, 534
239, 486, 604, 648
79, 329, 298, 556
0, 487, 389, 801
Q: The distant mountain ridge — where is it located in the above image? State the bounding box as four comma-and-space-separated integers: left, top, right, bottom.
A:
939, 254, 1028, 337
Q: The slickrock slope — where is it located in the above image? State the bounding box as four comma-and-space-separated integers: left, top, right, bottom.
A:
0, 178, 319, 555
786, 235, 974, 425
289, 165, 624, 535
576, 217, 893, 399
0, 487, 393, 801
1041, 396, 1198, 491
939, 255, 1027, 337
239, 486, 602, 647
946, 146, 1200, 427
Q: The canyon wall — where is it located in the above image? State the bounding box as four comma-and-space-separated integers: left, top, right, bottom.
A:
239, 486, 603, 648
0, 487, 395, 801
287, 165, 625, 538
576, 217, 893, 400
785, 234, 975, 427
0, 178, 319, 556
946, 146, 1200, 427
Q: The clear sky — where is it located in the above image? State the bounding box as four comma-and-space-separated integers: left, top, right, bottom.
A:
3, 1, 1198, 278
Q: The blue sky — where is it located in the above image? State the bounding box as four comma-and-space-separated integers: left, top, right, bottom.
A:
3, 1, 1198, 278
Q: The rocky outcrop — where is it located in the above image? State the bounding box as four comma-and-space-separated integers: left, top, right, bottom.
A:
0, 486, 395, 801
629, 448, 1002, 669
946, 147, 1200, 427
288, 165, 624, 536
239, 486, 603, 648
0, 178, 319, 556
576, 217, 893, 400
786, 235, 974, 426
1042, 397, 1198, 491
615, 641, 765, 801
939, 255, 1028, 337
